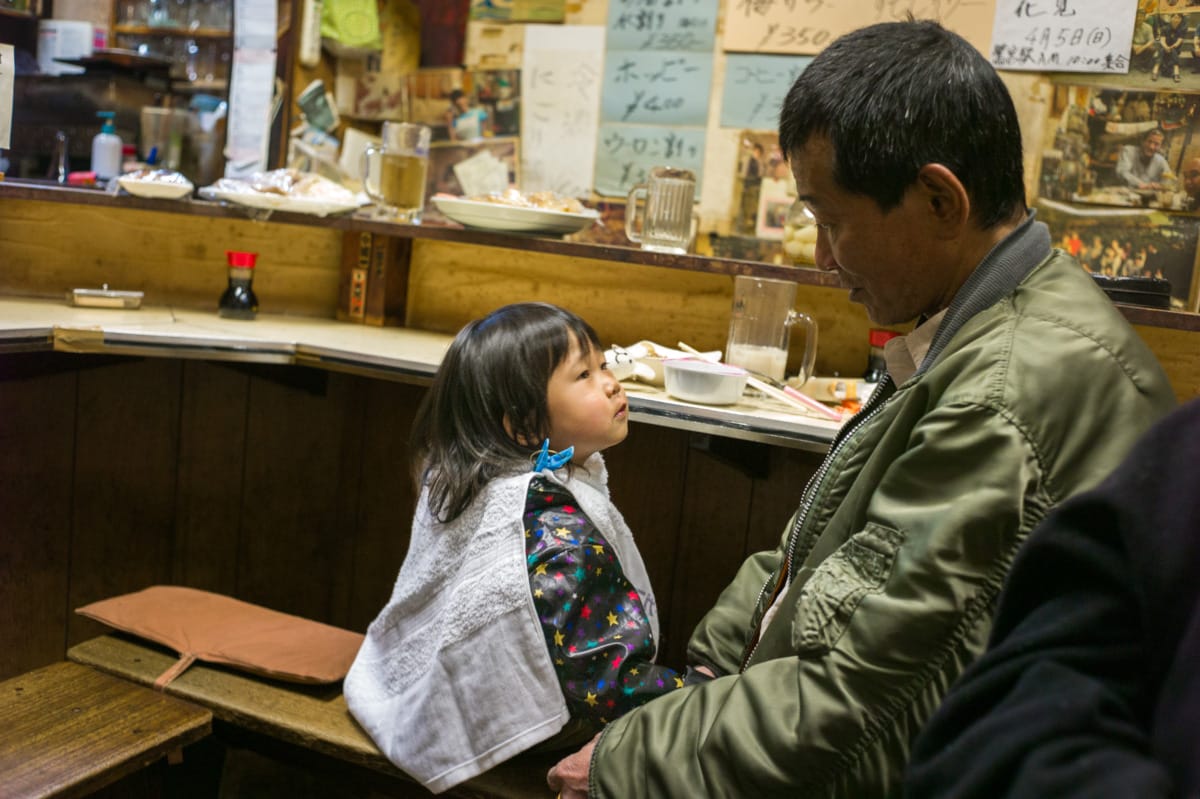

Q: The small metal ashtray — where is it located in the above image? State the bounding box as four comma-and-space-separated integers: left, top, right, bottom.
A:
66, 284, 144, 309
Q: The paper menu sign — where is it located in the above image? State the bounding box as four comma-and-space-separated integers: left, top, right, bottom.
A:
0, 44, 13, 151
990, 0, 1137, 73
224, 0, 277, 178
720, 54, 811, 131
593, 123, 706, 197
521, 24, 605, 197
594, 0, 718, 197
723, 0, 995, 57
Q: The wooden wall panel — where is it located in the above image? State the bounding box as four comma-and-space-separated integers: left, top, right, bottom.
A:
406, 239, 878, 380
67, 359, 183, 647
333, 378, 423, 631
1133, 324, 1200, 401
605, 421, 691, 660
0, 200, 343, 318
662, 442, 757, 668
236, 366, 351, 621
173, 361, 252, 594
0, 354, 77, 679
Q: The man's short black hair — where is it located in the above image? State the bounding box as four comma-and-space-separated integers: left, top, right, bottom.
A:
779, 20, 1026, 230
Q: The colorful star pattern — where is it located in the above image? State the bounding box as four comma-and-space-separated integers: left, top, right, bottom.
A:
524, 477, 684, 724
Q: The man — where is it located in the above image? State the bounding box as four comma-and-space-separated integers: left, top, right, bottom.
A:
1130, 11, 1158, 73
1115, 128, 1170, 190
1182, 155, 1200, 208
904, 399, 1200, 798
548, 20, 1175, 798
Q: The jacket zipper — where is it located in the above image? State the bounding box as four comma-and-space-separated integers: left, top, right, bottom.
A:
739, 375, 896, 671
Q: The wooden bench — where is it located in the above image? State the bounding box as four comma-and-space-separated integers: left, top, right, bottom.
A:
0, 661, 211, 799
68, 634, 560, 798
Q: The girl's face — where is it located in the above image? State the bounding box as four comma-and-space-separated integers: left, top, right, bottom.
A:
545, 335, 628, 463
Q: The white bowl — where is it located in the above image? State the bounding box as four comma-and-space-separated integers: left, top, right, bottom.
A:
662, 359, 748, 405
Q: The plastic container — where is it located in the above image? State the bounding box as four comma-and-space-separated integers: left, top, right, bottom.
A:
663, 359, 749, 405
91, 112, 123, 181
218, 251, 259, 320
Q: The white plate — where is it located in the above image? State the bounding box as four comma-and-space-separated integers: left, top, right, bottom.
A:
210, 189, 367, 217
433, 196, 600, 234
118, 176, 194, 199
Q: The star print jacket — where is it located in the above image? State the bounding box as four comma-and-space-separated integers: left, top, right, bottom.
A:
525, 476, 684, 725
344, 452, 672, 794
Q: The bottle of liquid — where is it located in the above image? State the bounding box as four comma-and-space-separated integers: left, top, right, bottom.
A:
91, 111, 123, 181
218, 251, 259, 320
863, 328, 900, 384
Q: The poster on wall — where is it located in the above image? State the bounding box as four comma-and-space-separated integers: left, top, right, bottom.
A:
722, 0, 994, 57
1038, 83, 1200, 213
1037, 198, 1200, 311
990, 0, 1138, 73
521, 24, 604, 198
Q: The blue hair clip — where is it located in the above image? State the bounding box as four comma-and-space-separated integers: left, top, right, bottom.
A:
532, 438, 573, 472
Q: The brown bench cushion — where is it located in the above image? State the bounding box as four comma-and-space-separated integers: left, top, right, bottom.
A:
77, 586, 364, 688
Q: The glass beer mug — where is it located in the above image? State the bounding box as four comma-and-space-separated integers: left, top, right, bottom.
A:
625, 166, 698, 254
725, 275, 818, 384
363, 122, 431, 223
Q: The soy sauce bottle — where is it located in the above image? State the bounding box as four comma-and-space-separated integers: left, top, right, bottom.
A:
219, 250, 259, 320
863, 328, 900, 384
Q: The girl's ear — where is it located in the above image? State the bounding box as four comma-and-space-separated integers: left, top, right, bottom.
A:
503, 413, 536, 448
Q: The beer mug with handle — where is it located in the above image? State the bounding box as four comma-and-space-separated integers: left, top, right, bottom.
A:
725, 275, 818, 384
363, 122, 431, 222
625, 166, 698, 254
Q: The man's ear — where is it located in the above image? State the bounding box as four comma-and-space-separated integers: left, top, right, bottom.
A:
916, 163, 970, 237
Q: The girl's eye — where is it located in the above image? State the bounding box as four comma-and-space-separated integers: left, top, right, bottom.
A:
600, 361, 611, 371
578, 370, 591, 381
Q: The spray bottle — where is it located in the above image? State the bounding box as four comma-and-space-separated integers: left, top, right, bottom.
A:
91, 111, 123, 181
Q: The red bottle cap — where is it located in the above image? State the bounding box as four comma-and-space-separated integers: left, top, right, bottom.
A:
226, 250, 258, 268
869, 328, 901, 347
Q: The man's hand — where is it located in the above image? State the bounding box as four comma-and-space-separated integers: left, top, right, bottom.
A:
547, 733, 600, 799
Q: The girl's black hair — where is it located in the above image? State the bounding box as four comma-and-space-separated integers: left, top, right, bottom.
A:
410, 302, 604, 523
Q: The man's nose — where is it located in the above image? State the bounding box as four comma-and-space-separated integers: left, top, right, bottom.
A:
814, 228, 838, 272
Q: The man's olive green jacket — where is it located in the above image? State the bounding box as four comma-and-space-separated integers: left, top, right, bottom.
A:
589, 220, 1177, 798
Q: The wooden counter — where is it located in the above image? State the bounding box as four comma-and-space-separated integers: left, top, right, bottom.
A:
0, 297, 841, 450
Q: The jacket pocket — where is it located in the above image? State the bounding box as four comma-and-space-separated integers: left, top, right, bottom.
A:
791, 524, 905, 654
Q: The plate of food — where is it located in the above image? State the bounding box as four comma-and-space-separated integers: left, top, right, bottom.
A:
117, 169, 194, 199
203, 169, 368, 217
433, 191, 600, 234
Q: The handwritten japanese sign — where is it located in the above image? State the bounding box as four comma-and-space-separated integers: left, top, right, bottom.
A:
0, 45, 13, 150
595, 0, 718, 196
601, 52, 713, 126
990, 0, 1136, 73
594, 124, 707, 197
606, 0, 718, 52
720, 54, 811, 130
723, 0, 996, 57
521, 25, 605, 198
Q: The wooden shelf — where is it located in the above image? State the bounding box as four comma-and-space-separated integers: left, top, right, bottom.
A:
1, 179, 1197, 332
113, 24, 230, 38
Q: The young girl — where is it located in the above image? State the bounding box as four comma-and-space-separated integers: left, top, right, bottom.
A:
344, 302, 687, 794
